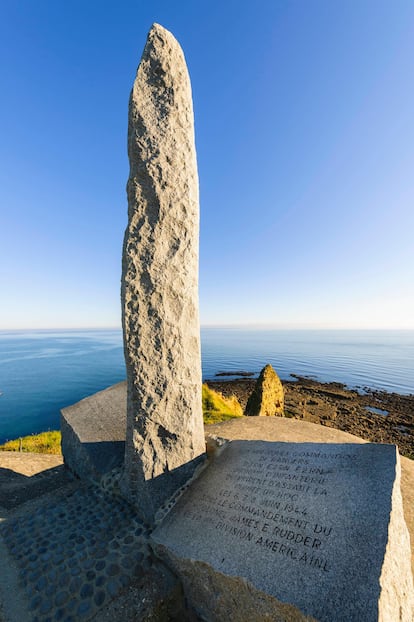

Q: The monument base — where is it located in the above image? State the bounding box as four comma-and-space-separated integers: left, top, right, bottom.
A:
152, 441, 414, 622
60, 381, 126, 482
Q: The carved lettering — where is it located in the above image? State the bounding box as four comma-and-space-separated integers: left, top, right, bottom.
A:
178, 445, 348, 573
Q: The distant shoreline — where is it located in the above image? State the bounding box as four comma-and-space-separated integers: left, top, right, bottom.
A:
1, 327, 413, 444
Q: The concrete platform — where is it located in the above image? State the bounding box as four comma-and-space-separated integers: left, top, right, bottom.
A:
61, 381, 126, 482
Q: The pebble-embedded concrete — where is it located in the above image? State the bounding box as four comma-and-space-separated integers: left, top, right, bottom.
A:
1, 485, 151, 622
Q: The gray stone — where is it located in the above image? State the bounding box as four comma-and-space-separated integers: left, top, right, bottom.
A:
60, 381, 126, 482
152, 441, 414, 622
120, 23, 205, 520
245, 364, 284, 417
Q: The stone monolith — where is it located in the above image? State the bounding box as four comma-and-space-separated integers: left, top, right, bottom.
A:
120, 23, 205, 521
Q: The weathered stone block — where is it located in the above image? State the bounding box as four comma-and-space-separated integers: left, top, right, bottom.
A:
61, 381, 126, 482
152, 441, 414, 621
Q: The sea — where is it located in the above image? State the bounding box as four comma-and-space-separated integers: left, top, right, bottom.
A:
0, 328, 413, 444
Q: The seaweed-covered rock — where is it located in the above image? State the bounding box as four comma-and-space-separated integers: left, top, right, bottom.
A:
245, 364, 284, 416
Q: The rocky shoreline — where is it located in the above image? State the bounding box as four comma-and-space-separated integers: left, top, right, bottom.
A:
206, 375, 414, 459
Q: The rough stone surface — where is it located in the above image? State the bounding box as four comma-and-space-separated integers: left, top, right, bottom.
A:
152, 441, 414, 622
88, 566, 185, 622
245, 364, 284, 417
120, 23, 205, 520
61, 381, 126, 482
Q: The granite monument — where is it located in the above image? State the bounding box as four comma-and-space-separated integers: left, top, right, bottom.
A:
119, 24, 206, 521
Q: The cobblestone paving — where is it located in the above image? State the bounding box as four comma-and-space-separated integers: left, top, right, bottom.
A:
0, 485, 151, 621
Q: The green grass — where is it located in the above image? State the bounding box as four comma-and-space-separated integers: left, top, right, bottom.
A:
202, 383, 243, 425
0, 430, 62, 455
0, 385, 242, 454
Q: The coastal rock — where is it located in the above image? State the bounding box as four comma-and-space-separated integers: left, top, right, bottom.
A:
120, 23, 205, 521
245, 364, 284, 417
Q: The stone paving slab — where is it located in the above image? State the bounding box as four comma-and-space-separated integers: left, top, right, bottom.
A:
0, 452, 64, 477
0, 452, 73, 512
0, 485, 150, 622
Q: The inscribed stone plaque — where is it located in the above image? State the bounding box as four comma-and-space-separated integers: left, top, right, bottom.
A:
152, 441, 414, 622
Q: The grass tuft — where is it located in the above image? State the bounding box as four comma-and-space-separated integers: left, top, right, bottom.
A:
0, 385, 243, 454
202, 384, 243, 425
0, 430, 62, 454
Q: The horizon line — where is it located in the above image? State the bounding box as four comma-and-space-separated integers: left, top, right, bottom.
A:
0, 324, 413, 332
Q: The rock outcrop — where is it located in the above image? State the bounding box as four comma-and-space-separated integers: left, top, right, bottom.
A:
245, 364, 284, 416
120, 23, 205, 521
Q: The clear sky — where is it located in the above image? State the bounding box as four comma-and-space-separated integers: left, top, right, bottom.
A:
1, 1, 413, 330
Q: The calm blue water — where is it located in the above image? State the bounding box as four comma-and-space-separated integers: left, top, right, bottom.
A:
0, 328, 413, 443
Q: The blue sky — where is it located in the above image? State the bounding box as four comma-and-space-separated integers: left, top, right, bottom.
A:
1, 1, 413, 329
